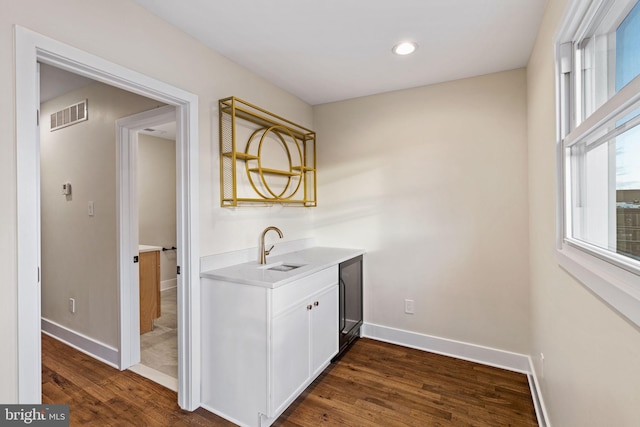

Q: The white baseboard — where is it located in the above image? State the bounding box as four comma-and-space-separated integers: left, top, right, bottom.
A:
362, 322, 531, 373
41, 318, 119, 369
526, 357, 551, 427
362, 322, 549, 426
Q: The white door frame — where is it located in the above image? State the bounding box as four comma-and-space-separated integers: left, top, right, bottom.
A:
15, 26, 201, 410
116, 105, 177, 370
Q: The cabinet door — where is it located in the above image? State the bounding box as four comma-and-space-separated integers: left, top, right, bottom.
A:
270, 303, 310, 415
310, 285, 339, 377
139, 251, 159, 334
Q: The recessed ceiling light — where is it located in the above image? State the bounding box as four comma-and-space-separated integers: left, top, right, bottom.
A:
392, 41, 418, 56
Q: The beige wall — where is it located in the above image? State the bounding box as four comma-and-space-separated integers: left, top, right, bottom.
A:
313, 69, 530, 354
527, 0, 640, 425
138, 133, 177, 287
40, 82, 164, 348
1, 0, 313, 401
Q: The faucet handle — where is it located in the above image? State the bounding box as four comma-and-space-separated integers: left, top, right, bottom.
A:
264, 244, 274, 256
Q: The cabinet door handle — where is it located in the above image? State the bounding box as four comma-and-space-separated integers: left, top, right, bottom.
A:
307, 304, 313, 310
339, 278, 346, 331
314, 301, 319, 306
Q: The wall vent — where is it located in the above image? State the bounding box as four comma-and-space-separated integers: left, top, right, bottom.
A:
50, 99, 88, 131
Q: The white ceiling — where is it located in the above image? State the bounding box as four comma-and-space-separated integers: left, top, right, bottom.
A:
139, 122, 176, 140
133, 0, 547, 105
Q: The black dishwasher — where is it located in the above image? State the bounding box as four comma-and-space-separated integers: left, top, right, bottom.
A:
334, 255, 363, 361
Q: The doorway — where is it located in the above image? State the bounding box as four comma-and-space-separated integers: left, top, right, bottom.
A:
39, 64, 168, 368
16, 26, 201, 410
117, 107, 179, 390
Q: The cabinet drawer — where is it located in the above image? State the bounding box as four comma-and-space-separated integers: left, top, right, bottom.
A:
271, 267, 338, 316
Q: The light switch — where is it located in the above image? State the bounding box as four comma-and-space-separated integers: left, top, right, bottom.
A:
88, 201, 94, 216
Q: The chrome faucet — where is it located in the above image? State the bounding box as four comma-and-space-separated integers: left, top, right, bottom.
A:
259, 226, 283, 264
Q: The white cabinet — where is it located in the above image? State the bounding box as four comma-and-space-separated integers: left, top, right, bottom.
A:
270, 284, 338, 416
271, 301, 309, 415
310, 287, 338, 376
201, 266, 339, 427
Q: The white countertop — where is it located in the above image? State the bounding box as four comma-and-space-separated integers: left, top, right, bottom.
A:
200, 246, 364, 288
139, 244, 162, 253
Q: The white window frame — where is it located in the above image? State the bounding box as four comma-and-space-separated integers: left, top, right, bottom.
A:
556, 0, 640, 327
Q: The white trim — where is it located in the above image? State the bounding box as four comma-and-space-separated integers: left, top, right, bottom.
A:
564, 72, 640, 147
526, 359, 551, 427
16, 26, 200, 410
41, 319, 119, 369
361, 322, 531, 374
557, 245, 640, 326
16, 25, 43, 404
116, 105, 177, 372
175, 100, 201, 411
116, 113, 140, 371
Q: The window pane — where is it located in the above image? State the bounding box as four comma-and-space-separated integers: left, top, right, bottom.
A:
570, 108, 640, 262
579, 0, 640, 121
616, 1, 640, 90
570, 139, 614, 251
616, 120, 640, 261
617, 195, 640, 261
615, 1, 640, 261
616, 118, 640, 189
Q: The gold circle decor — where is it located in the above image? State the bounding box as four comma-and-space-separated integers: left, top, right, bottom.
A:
244, 125, 303, 201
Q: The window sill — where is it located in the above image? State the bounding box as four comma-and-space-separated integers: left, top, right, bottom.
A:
557, 244, 640, 327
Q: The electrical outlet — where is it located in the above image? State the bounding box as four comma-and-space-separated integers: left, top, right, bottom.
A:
404, 299, 415, 314
88, 201, 94, 216
69, 298, 76, 314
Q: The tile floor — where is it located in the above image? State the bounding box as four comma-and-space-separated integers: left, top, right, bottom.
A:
140, 287, 177, 379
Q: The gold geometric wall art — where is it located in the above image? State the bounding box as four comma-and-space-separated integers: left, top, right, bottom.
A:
219, 97, 316, 207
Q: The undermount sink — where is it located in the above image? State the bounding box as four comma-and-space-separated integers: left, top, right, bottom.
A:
258, 261, 306, 271
268, 264, 304, 272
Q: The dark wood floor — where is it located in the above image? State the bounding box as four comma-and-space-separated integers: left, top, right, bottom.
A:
276, 339, 538, 426
42, 334, 232, 426
42, 334, 538, 426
